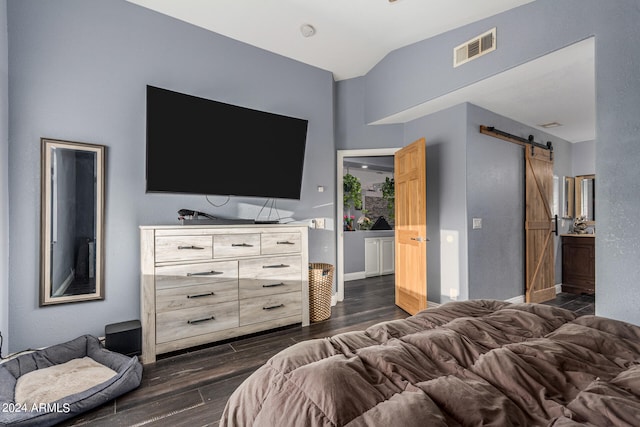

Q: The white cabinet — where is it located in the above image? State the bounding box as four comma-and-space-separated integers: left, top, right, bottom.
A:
365, 237, 395, 277
140, 224, 309, 364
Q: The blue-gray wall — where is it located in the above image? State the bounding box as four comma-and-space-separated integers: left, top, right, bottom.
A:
7, 0, 335, 352
467, 106, 524, 301
404, 105, 469, 304
0, 0, 8, 354
572, 140, 595, 176
335, 77, 403, 150
593, 3, 640, 323
359, 0, 640, 324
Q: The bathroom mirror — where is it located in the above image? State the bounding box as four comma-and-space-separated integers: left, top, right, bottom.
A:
563, 176, 575, 219
40, 138, 105, 306
575, 174, 595, 223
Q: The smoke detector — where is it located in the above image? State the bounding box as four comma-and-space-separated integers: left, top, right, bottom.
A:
300, 24, 316, 38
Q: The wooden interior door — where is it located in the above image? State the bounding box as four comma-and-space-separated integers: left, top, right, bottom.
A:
525, 146, 556, 303
394, 138, 428, 314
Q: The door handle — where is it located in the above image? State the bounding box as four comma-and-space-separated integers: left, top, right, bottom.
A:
411, 237, 429, 242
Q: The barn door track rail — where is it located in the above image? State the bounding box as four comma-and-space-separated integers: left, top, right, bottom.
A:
480, 125, 554, 159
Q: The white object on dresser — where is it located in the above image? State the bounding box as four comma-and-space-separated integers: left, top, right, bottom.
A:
140, 224, 309, 364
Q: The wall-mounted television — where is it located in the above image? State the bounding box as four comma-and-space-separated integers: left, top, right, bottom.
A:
146, 85, 308, 200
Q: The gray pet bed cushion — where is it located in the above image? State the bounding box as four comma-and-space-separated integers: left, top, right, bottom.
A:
0, 334, 142, 427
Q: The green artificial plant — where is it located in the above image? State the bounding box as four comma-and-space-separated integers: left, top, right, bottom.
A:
343, 173, 363, 211
381, 177, 395, 221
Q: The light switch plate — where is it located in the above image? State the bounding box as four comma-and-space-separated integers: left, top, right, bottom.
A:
472, 218, 482, 229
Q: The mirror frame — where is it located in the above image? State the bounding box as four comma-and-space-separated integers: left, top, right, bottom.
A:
563, 176, 575, 219
575, 174, 595, 225
40, 138, 105, 306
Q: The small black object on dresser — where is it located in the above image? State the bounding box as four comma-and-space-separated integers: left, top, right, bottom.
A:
105, 320, 142, 356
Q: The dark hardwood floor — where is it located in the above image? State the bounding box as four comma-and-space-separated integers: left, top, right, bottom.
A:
61, 276, 594, 426
541, 290, 595, 315
62, 275, 406, 426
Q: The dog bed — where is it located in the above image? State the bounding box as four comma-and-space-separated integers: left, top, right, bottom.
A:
0, 334, 142, 427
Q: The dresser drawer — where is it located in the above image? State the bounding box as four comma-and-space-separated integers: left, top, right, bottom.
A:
155, 261, 238, 290
156, 281, 238, 313
155, 235, 213, 263
239, 291, 301, 326
239, 255, 302, 279
156, 301, 239, 344
261, 232, 302, 255
239, 274, 301, 299
214, 234, 261, 258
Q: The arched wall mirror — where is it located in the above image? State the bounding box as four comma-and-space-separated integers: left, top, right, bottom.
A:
40, 138, 105, 306
575, 174, 595, 224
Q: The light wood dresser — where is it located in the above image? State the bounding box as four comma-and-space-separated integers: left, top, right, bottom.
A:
140, 224, 309, 364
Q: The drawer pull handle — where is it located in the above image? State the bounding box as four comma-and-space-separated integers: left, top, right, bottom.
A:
263, 304, 284, 311
263, 264, 289, 269
186, 271, 223, 277
178, 245, 205, 250
262, 282, 285, 288
187, 315, 215, 324
232, 243, 254, 247
276, 241, 295, 245
187, 292, 215, 299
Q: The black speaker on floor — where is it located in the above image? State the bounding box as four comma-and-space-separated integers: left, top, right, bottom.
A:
105, 320, 141, 357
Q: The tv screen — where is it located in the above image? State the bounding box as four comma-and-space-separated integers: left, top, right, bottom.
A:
146, 85, 308, 200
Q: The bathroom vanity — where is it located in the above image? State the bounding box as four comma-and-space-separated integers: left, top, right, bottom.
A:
561, 234, 595, 295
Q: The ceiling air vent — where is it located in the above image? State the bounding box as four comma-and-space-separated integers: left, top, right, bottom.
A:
453, 28, 496, 68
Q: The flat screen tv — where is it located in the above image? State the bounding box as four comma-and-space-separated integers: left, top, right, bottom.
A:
146, 85, 308, 200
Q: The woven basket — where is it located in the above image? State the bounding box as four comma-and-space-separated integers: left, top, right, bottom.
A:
308, 263, 334, 322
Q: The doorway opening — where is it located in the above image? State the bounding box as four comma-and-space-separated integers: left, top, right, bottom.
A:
336, 148, 399, 304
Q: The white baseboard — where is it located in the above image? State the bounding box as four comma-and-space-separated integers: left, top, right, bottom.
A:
344, 271, 366, 282
426, 301, 441, 308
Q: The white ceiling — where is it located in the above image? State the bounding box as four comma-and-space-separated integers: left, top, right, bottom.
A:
127, 0, 595, 143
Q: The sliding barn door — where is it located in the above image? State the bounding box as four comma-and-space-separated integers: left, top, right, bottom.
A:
525, 146, 556, 303
394, 138, 428, 314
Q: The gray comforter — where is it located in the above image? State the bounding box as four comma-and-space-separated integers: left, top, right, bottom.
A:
220, 300, 640, 426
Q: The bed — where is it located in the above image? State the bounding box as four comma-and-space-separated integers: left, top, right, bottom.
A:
220, 300, 640, 426
0, 334, 143, 427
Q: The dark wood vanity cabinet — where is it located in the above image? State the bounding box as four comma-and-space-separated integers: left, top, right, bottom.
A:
561, 235, 595, 295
